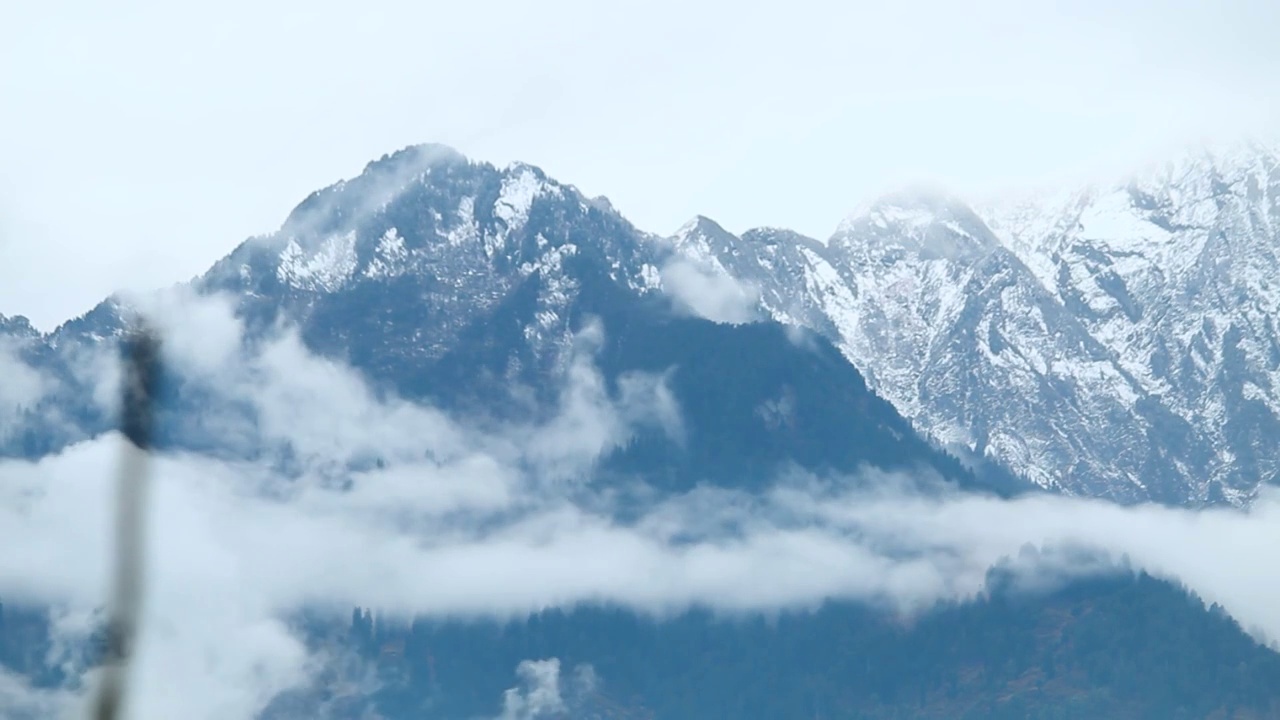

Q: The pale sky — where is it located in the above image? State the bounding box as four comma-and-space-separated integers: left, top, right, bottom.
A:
2, 0, 1279, 329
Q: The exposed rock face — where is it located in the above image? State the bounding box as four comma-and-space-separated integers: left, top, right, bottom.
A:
670, 141, 1280, 505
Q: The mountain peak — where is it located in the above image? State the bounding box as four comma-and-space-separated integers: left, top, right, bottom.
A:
277, 143, 471, 242
674, 214, 731, 239
362, 143, 469, 175
191, 141, 666, 371
0, 313, 38, 339
832, 186, 999, 264
837, 182, 959, 221
670, 215, 738, 259
1116, 136, 1280, 199
741, 226, 827, 251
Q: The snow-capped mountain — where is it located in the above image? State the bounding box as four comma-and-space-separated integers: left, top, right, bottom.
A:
1, 144, 1013, 497
985, 140, 1280, 504
191, 143, 672, 401
671, 140, 1280, 505
10, 136, 1273, 505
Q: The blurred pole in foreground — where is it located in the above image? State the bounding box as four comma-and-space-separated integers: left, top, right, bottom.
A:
93, 325, 161, 720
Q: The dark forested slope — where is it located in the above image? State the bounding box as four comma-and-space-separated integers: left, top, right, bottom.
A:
262, 570, 1280, 720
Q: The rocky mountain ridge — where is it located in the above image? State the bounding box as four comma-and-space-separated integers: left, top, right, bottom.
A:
674, 139, 1280, 505
0, 142, 1015, 497
5, 139, 1277, 504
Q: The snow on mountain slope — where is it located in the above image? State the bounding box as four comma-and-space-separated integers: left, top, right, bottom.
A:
668, 217, 835, 333
186, 144, 674, 388
18, 137, 1278, 505
4, 144, 1018, 499
674, 193, 1177, 501
982, 140, 1280, 504
667, 140, 1280, 505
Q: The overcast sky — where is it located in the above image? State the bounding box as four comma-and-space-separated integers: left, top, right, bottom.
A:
2, 0, 1279, 328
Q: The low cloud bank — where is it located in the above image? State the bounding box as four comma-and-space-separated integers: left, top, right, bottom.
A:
1, 292, 1278, 719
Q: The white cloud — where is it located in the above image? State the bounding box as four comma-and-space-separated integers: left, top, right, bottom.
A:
133, 288, 244, 379
12, 433, 1280, 720
495, 659, 569, 720
0, 668, 74, 720
659, 259, 760, 325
